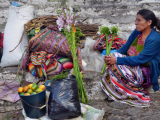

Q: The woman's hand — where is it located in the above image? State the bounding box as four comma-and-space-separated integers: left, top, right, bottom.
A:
104, 55, 117, 66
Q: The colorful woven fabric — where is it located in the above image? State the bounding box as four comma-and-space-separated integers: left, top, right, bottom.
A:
127, 34, 151, 88
21, 25, 83, 72
46, 58, 63, 76
28, 51, 63, 78
101, 52, 151, 107
127, 34, 144, 57
29, 63, 43, 77
127, 34, 150, 66
30, 51, 48, 79
55, 55, 73, 70
93, 34, 126, 50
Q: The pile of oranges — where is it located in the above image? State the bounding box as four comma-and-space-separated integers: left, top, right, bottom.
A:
18, 83, 45, 96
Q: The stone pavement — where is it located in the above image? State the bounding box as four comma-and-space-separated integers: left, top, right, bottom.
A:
0, 67, 160, 120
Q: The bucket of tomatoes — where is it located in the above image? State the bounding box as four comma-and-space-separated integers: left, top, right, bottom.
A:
18, 83, 46, 119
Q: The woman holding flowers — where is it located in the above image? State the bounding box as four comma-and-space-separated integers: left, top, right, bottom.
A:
102, 9, 160, 107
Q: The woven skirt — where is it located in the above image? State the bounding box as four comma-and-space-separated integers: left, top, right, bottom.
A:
101, 52, 151, 107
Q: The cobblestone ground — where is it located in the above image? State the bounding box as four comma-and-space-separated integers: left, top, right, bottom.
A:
0, 67, 160, 120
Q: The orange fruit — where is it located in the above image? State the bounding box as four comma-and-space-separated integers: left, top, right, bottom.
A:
18, 87, 23, 93
23, 86, 29, 92
28, 84, 33, 89
36, 88, 43, 93
39, 85, 45, 90
24, 93, 30, 96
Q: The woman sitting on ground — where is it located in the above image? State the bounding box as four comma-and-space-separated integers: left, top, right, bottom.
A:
101, 9, 160, 107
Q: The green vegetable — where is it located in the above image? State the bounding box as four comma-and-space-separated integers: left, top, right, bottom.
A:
100, 26, 119, 75
61, 27, 85, 44
100, 26, 111, 74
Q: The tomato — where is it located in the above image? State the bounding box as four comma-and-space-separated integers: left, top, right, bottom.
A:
28, 84, 33, 89
24, 93, 30, 96
27, 89, 33, 94
20, 92, 25, 95
36, 88, 43, 93
23, 86, 29, 92
31, 83, 38, 91
18, 87, 23, 93
31, 92, 37, 95
39, 85, 45, 90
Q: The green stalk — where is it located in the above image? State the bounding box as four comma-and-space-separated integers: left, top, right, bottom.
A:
17, 48, 27, 87
101, 34, 108, 75
66, 28, 88, 103
108, 34, 115, 54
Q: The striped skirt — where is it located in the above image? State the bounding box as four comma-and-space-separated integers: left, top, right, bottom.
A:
101, 52, 151, 107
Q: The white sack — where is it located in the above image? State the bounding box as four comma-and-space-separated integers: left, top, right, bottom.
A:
0, 6, 34, 67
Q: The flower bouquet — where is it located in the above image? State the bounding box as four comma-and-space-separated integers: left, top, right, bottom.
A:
56, 1, 88, 103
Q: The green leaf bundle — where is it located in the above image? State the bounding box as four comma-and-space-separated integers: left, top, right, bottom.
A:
65, 27, 88, 103
101, 26, 119, 74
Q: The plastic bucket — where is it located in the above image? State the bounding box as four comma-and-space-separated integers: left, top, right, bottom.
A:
45, 80, 51, 91
19, 88, 46, 118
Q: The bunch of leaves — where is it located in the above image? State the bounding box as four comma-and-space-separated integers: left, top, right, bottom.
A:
54, 71, 68, 80
27, 27, 45, 40
99, 26, 111, 35
50, 70, 68, 83
101, 25, 119, 74
61, 27, 85, 44
108, 26, 119, 51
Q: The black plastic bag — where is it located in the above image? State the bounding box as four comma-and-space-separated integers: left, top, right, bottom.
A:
48, 73, 81, 119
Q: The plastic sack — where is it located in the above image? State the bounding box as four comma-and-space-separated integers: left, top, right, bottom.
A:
48, 73, 81, 119
81, 37, 104, 72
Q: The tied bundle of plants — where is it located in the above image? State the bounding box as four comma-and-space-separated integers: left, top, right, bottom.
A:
55, 0, 88, 103
101, 26, 119, 74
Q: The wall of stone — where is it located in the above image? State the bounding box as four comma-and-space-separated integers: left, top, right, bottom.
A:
0, 0, 160, 39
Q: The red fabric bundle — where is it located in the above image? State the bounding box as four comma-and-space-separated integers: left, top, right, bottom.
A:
0, 33, 4, 48
93, 34, 126, 50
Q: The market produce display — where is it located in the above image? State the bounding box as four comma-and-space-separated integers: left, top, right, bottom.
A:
18, 83, 45, 96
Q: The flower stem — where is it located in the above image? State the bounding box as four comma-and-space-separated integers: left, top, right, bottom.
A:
66, 29, 88, 103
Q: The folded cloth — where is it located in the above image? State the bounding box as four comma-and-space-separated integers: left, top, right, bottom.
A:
28, 51, 63, 79
0, 80, 20, 102
93, 34, 126, 50
22, 103, 105, 120
55, 55, 73, 70
21, 25, 84, 72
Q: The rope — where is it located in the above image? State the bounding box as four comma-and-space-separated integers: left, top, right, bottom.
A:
20, 98, 46, 110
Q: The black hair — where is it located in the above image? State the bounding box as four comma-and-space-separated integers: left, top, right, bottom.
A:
137, 9, 160, 32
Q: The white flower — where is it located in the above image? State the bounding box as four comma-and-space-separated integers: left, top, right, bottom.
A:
67, 25, 70, 32
59, 27, 63, 31
97, 31, 100, 35
69, 6, 73, 13
56, 20, 60, 26
64, 9, 67, 14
